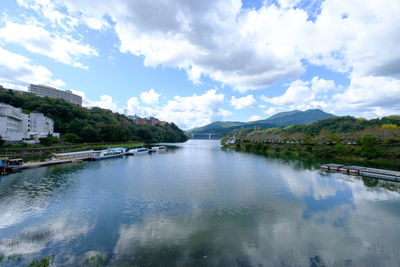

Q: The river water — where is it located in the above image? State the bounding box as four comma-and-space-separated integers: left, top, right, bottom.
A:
0, 140, 400, 266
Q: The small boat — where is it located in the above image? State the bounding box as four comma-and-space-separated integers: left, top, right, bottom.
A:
90, 148, 125, 160
149, 146, 166, 153
149, 147, 158, 152
128, 148, 149, 155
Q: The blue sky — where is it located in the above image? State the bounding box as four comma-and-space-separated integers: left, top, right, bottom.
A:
0, 0, 399, 129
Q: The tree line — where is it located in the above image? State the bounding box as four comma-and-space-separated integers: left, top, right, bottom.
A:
0, 89, 188, 144
222, 115, 400, 168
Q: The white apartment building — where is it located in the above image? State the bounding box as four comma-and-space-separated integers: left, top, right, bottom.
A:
0, 103, 26, 141
28, 84, 82, 106
0, 102, 57, 142
27, 113, 55, 138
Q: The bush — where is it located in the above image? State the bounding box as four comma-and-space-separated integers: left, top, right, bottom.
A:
361, 134, 379, 159
39, 135, 59, 146
63, 133, 81, 144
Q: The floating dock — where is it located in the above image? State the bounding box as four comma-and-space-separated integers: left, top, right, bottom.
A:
321, 164, 400, 182
10, 158, 83, 171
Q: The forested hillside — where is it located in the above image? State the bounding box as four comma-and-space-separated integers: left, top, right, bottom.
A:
264, 109, 334, 126
222, 115, 400, 168
247, 116, 400, 138
0, 89, 188, 143
189, 109, 334, 137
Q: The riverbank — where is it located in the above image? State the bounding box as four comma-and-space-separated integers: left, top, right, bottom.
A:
223, 139, 400, 171
0, 141, 145, 162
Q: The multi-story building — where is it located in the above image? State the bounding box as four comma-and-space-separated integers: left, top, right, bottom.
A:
27, 113, 55, 137
28, 84, 82, 106
0, 102, 57, 142
0, 103, 26, 141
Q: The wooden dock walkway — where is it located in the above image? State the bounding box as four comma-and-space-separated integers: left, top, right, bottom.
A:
321, 164, 400, 182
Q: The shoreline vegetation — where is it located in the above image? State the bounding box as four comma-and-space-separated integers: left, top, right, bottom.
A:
221, 116, 400, 171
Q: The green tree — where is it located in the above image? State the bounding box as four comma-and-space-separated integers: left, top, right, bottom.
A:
63, 133, 81, 144
0, 88, 188, 144
39, 135, 59, 146
361, 134, 379, 159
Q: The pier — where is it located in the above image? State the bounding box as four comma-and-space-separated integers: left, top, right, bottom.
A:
10, 158, 86, 172
321, 164, 400, 182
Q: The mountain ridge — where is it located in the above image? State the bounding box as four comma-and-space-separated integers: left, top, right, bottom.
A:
189, 109, 335, 137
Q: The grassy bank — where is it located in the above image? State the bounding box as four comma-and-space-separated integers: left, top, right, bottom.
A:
0, 141, 145, 162
224, 140, 400, 171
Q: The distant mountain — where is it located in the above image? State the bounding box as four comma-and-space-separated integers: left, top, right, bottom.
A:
189, 120, 276, 138
188, 109, 335, 138
262, 109, 335, 126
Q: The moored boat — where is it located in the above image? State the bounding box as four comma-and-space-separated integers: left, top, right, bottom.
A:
149, 147, 159, 152
128, 148, 149, 155
149, 146, 166, 153
90, 148, 126, 160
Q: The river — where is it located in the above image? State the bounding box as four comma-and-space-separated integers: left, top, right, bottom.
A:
0, 140, 400, 266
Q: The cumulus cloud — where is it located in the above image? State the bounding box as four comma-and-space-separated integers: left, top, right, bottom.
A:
0, 46, 65, 89
15, 0, 307, 92
261, 74, 400, 118
154, 89, 232, 129
126, 96, 154, 117
264, 107, 285, 117
230, 94, 257, 110
72, 89, 120, 112
87, 95, 118, 111
11, 0, 400, 118
14, 0, 400, 81
248, 115, 262, 121
333, 75, 400, 118
68, 88, 232, 129
140, 88, 160, 105
0, 22, 98, 69
125, 89, 231, 129
261, 76, 338, 111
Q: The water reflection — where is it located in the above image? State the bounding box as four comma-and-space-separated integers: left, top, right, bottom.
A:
0, 140, 400, 266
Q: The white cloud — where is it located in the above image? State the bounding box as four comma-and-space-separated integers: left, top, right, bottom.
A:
260, 74, 400, 118
16, 0, 108, 31
230, 94, 257, 110
126, 97, 141, 114
15, 0, 306, 92
11, 0, 400, 119
264, 107, 285, 117
126, 96, 154, 116
154, 89, 232, 129
248, 115, 261, 121
0, 46, 65, 89
126, 89, 232, 129
332, 75, 400, 118
14, 0, 400, 85
140, 88, 160, 105
72, 88, 233, 129
261, 76, 337, 111
79, 92, 119, 112
0, 22, 98, 69
90, 95, 118, 111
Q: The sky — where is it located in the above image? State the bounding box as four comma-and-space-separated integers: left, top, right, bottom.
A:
0, 0, 399, 130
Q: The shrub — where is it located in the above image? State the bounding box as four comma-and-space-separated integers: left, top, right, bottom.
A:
361, 134, 379, 159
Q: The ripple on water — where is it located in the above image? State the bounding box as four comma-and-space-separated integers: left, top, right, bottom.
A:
1, 140, 400, 266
